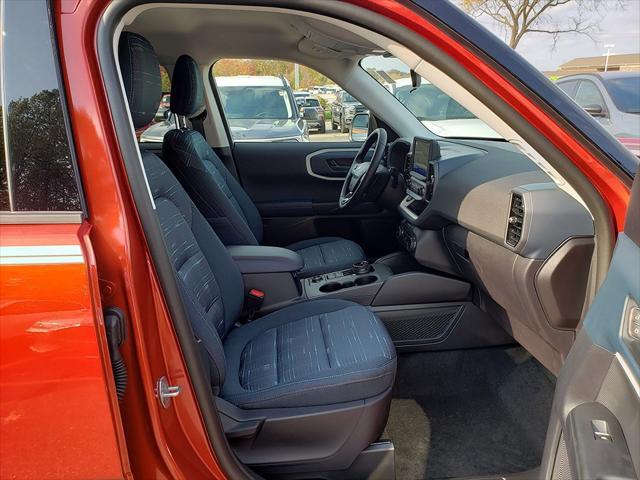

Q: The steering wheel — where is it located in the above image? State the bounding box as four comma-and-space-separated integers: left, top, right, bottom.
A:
339, 128, 388, 208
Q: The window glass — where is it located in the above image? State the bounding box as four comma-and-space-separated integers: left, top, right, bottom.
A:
211, 59, 359, 142
557, 80, 578, 98
217, 83, 294, 120
0, 66, 9, 211
138, 66, 175, 143
1, 0, 81, 211
574, 81, 606, 110
361, 55, 502, 139
603, 75, 640, 114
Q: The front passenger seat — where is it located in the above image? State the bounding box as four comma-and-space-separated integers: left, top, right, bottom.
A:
162, 54, 367, 278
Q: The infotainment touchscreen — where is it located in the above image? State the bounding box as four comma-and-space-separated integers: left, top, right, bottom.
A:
411, 137, 431, 177
406, 137, 439, 201
410, 137, 439, 178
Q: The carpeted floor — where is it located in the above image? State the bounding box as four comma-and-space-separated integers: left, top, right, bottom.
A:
383, 347, 555, 480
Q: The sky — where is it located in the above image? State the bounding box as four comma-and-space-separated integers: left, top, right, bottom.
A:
457, 0, 640, 71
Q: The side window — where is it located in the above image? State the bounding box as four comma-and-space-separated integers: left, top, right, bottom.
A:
574, 81, 606, 110
0, 0, 81, 212
138, 66, 174, 143
211, 59, 362, 143
557, 80, 578, 99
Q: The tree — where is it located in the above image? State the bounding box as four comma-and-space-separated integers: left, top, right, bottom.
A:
461, 0, 625, 49
212, 59, 333, 89
5, 90, 80, 211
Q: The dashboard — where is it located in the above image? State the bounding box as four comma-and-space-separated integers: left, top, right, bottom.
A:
389, 137, 593, 259
386, 136, 595, 374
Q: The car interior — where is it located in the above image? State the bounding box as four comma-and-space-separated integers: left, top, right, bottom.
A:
104, 4, 638, 480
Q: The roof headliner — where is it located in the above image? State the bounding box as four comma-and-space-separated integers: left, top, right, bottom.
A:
127, 5, 381, 67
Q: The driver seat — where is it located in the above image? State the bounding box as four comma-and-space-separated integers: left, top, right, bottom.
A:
162, 55, 366, 277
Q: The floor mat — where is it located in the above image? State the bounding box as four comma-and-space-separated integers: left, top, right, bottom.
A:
383, 347, 555, 480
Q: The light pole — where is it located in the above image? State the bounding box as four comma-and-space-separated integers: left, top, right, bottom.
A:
603, 44, 615, 72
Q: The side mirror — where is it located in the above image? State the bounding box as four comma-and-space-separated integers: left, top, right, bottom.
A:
163, 109, 171, 120
584, 104, 605, 117
349, 113, 370, 142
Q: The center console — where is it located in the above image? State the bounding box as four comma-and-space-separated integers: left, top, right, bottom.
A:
304, 261, 393, 305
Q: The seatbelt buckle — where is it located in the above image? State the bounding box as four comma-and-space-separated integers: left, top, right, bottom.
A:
244, 288, 265, 321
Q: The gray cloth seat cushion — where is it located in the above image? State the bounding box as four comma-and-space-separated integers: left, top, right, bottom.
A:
221, 299, 396, 409
286, 237, 365, 277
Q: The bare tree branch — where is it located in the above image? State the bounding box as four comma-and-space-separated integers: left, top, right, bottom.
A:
460, 0, 625, 49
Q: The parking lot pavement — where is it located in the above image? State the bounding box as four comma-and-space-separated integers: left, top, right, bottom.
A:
309, 121, 350, 142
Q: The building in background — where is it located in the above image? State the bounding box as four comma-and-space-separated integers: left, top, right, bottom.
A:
545, 53, 640, 78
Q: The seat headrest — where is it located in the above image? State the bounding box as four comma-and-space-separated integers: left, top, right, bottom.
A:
118, 32, 162, 129
170, 55, 204, 118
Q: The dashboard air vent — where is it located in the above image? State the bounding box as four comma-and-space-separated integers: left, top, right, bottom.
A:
506, 193, 524, 247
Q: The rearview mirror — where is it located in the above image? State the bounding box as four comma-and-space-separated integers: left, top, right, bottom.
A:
584, 104, 605, 117
410, 69, 421, 89
349, 113, 369, 142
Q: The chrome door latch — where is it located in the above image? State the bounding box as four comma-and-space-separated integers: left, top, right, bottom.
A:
155, 376, 181, 408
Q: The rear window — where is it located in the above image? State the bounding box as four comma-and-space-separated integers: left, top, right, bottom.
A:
304, 98, 320, 107
603, 76, 640, 114
342, 92, 357, 103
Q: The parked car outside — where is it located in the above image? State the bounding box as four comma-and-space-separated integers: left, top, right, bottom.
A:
293, 90, 311, 108
140, 113, 176, 142
331, 90, 368, 132
216, 76, 308, 142
557, 72, 640, 156
300, 96, 326, 133
155, 93, 171, 120
391, 77, 501, 139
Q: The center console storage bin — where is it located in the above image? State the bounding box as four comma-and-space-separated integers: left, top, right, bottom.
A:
371, 272, 470, 306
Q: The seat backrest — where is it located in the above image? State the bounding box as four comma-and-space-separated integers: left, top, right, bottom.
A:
163, 55, 263, 246
119, 32, 244, 386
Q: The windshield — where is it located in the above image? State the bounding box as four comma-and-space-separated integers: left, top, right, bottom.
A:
218, 86, 294, 120
361, 55, 502, 139
343, 92, 357, 103
395, 84, 476, 121
603, 76, 640, 114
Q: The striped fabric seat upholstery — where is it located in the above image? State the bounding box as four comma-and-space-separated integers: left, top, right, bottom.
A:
120, 32, 396, 413
222, 299, 396, 409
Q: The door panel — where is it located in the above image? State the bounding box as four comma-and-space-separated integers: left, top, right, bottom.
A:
233, 142, 398, 256
541, 173, 639, 479
0, 222, 128, 479
234, 142, 365, 208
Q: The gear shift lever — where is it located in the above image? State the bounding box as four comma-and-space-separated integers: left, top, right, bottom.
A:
352, 260, 372, 275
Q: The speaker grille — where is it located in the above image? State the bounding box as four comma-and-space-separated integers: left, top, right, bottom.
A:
383, 306, 461, 343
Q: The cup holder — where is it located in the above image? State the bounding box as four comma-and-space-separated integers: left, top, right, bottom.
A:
319, 282, 343, 293
318, 276, 378, 293
354, 275, 377, 286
